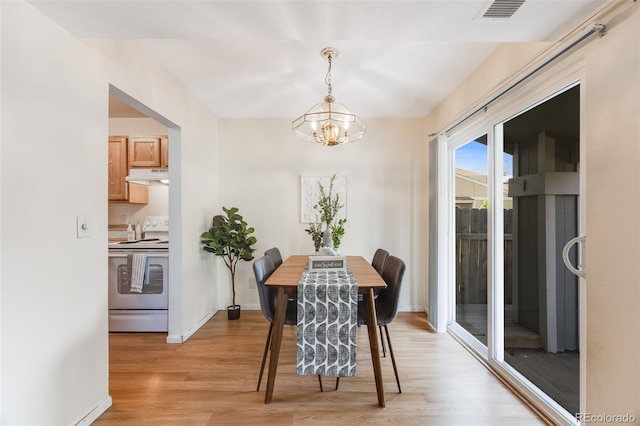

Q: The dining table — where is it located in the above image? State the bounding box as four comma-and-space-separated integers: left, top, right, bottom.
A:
263, 255, 388, 407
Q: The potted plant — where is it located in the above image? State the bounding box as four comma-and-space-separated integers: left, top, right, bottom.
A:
201, 206, 257, 320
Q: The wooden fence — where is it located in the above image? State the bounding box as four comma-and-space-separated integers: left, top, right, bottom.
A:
455, 208, 513, 305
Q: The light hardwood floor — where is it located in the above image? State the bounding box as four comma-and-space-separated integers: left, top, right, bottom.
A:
95, 311, 547, 425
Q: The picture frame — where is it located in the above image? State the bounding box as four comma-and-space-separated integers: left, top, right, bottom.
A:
300, 175, 347, 223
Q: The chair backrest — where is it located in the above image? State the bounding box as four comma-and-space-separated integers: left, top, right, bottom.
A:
371, 248, 389, 274
264, 247, 283, 269
253, 255, 277, 322
376, 255, 406, 325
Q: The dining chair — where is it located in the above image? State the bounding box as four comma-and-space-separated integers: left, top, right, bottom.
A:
369, 248, 389, 352
337, 255, 406, 393
253, 255, 323, 392
358, 248, 388, 303
264, 247, 283, 269
371, 248, 389, 274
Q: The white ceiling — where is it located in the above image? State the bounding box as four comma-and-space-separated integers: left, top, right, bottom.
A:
28, 0, 610, 119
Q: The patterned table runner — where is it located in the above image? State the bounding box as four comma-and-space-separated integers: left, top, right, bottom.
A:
297, 267, 358, 377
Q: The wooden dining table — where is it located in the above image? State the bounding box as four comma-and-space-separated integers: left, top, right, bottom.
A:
264, 255, 388, 407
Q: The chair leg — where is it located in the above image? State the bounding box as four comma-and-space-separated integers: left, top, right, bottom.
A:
335, 377, 340, 390
383, 325, 401, 393
379, 325, 387, 357
257, 322, 273, 392
318, 375, 323, 392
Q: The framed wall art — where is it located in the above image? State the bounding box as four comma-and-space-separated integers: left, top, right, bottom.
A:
300, 175, 347, 223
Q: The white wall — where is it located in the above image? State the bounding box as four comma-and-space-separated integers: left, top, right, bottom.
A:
85, 38, 221, 342
218, 118, 428, 312
1, 2, 109, 424
424, 3, 640, 418
1, 1, 221, 424
583, 4, 640, 416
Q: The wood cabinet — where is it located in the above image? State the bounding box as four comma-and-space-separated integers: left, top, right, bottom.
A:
108, 136, 149, 204
108, 136, 129, 201
161, 136, 169, 168
128, 136, 161, 168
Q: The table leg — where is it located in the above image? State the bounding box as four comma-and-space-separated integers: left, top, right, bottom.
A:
364, 287, 385, 407
264, 287, 288, 404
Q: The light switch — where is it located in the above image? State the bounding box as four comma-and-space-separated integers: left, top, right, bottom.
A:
77, 216, 91, 238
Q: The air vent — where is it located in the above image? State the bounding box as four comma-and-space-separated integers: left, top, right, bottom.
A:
482, 0, 525, 19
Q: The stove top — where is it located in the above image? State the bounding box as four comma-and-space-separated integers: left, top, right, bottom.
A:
108, 216, 169, 250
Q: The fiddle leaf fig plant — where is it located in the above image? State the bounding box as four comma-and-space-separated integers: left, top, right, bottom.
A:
201, 207, 257, 315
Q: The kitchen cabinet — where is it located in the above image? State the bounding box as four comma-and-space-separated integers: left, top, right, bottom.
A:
108, 136, 128, 201
161, 136, 169, 168
128, 136, 161, 168
108, 136, 148, 204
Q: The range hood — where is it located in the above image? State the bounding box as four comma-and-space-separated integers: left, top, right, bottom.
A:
125, 168, 169, 184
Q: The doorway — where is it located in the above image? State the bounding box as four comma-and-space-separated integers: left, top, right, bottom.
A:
108, 85, 183, 343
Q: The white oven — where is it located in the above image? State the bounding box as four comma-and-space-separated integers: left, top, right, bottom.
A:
108, 216, 169, 332
108, 249, 168, 331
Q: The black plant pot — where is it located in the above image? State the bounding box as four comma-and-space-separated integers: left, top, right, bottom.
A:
227, 305, 241, 320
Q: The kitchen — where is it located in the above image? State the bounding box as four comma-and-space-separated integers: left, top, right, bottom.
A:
107, 97, 171, 333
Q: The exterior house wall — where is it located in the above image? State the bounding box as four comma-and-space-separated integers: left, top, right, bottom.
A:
425, 3, 640, 418
455, 172, 512, 209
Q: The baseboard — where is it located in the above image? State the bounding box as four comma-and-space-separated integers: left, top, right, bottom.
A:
181, 307, 218, 342
398, 305, 427, 312
75, 395, 112, 426
165, 334, 183, 344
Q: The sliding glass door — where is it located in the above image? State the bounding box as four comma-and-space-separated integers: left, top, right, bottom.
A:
446, 82, 583, 423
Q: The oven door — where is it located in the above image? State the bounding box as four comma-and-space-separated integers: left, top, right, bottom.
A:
108, 253, 168, 309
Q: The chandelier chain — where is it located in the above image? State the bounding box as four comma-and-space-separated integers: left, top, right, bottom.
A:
325, 56, 333, 97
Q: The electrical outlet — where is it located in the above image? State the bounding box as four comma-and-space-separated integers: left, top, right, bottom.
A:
121, 214, 129, 224
249, 277, 256, 289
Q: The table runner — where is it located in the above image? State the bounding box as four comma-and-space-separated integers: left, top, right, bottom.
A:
297, 267, 358, 377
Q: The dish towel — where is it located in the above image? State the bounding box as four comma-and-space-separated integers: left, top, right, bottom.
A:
129, 253, 147, 293
297, 267, 358, 377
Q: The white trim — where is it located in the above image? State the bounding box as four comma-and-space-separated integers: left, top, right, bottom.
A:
75, 396, 112, 426
436, 134, 451, 333
577, 75, 588, 417
166, 334, 183, 344
488, 123, 505, 361
178, 307, 218, 343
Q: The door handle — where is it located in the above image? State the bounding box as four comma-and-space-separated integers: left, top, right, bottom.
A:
562, 235, 586, 279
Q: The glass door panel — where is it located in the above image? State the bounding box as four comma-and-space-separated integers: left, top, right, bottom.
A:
454, 135, 488, 343
501, 85, 580, 415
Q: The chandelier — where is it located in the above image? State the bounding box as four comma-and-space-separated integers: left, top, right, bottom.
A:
292, 47, 367, 146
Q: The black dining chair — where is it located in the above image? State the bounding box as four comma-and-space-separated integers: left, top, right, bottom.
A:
371, 248, 389, 275
264, 247, 283, 269
337, 255, 406, 393
253, 255, 323, 392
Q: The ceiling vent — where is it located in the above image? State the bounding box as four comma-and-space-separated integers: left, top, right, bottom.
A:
481, 0, 526, 19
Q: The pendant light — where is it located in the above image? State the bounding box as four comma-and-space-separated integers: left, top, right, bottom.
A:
292, 47, 366, 146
